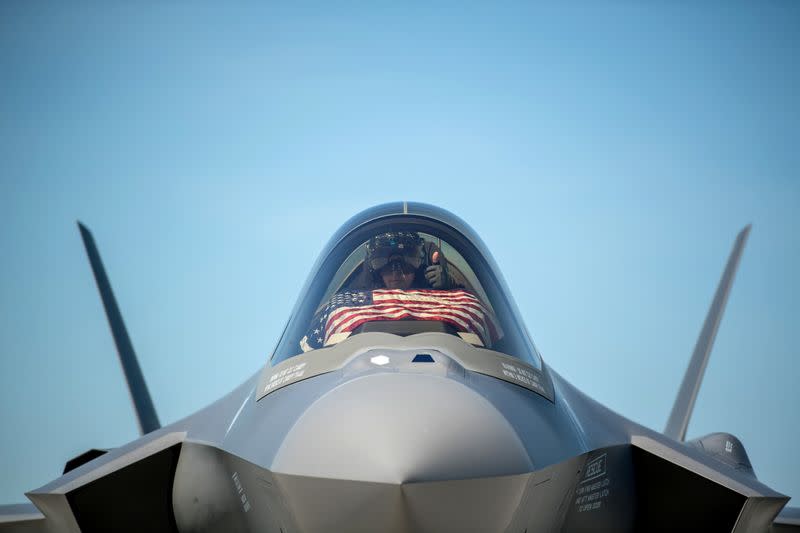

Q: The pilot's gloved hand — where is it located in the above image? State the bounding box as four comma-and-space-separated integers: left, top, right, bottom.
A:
423, 243, 452, 289
424, 264, 448, 289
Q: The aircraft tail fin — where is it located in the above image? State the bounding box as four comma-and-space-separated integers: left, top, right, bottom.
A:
664, 225, 751, 442
78, 222, 161, 435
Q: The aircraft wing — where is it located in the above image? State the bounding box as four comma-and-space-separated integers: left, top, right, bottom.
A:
0, 504, 46, 533
774, 506, 800, 532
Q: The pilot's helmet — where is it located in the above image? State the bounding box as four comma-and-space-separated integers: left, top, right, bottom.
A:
365, 231, 426, 281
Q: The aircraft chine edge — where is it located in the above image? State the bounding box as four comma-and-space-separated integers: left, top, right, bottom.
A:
1, 202, 797, 533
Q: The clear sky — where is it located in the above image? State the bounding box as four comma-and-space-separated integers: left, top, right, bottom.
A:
1, 1, 798, 507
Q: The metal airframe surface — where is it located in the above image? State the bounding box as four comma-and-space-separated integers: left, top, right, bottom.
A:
258, 332, 553, 403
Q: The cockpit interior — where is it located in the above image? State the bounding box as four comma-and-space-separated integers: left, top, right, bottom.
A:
270, 204, 542, 370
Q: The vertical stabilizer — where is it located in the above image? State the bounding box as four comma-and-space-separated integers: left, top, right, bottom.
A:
664, 225, 751, 441
78, 222, 161, 435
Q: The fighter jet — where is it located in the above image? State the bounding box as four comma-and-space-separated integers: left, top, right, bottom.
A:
1, 202, 797, 532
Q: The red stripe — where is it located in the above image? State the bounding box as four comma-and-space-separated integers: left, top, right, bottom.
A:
375, 289, 475, 297
334, 309, 473, 334
325, 295, 485, 326
326, 301, 487, 333
364, 299, 485, 317
330, 305, 483, 336
326, 305, 488, 345
372, 297, 484, 311
362, 303, 490, 335
373, 295, 482, 306
329, 310, 479, 342
374, 290, 480, 304
374, 289, 478, 301
322, 289, 499, 346
334, 315, 477, 340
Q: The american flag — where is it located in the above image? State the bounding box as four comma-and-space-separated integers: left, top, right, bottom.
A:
301, 289, 500, 350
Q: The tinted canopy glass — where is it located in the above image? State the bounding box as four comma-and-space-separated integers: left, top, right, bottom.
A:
271, 203, 541, 369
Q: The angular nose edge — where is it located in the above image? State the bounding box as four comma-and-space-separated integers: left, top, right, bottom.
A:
271, 372, 533, 484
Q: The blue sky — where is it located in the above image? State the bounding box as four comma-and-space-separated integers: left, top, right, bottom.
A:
1, 2, 798, 506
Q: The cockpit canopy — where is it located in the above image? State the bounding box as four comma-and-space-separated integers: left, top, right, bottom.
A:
271, 202, 542, 369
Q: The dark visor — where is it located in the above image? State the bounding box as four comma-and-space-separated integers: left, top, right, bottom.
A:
368, 246, 424, 272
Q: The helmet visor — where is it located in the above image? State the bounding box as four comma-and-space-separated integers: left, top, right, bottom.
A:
367, 232, 425, 272
367, 247, 424, 272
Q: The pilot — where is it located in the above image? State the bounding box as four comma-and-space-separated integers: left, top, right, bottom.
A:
365, 231, 455, 290
299, 232, 465, 351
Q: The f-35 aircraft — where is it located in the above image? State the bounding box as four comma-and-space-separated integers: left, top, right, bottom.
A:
1, 202, 798, 532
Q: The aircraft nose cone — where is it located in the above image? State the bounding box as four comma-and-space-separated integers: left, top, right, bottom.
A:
272, 372, 533, 484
